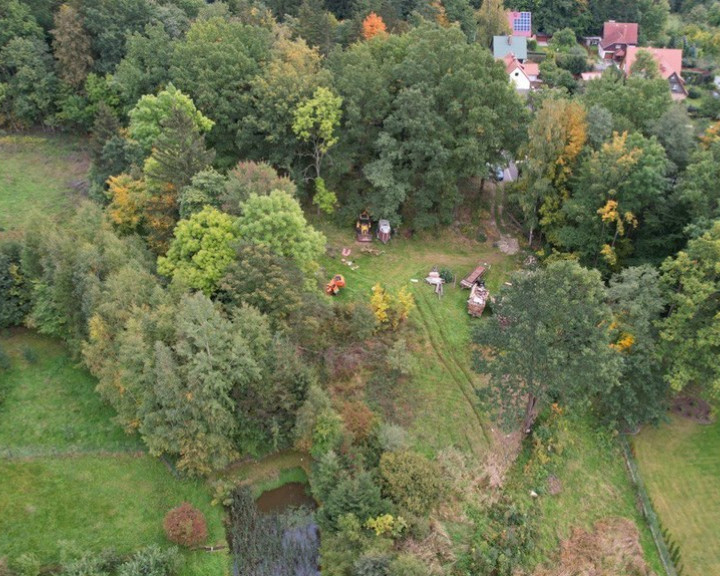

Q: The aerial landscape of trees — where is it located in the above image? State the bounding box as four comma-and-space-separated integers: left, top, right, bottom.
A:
1, 0, 720, 574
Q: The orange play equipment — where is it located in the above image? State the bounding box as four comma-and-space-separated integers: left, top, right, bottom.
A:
325, 274, 346, 295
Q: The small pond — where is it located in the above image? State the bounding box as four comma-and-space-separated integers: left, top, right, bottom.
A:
230, 483, 320, 576
255, 482, 317, 515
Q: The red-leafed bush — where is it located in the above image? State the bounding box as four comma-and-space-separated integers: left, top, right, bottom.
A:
163, 502, 208, 547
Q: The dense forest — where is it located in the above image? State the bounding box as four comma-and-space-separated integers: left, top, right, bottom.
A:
1, 0, 720, 574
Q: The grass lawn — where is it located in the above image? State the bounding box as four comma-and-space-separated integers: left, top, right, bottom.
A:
0, 134, 89, 232
318, 224, 520, 458
0, 330, 141, 456
0, 331, 227, 574
506, 417, 663, 573
633, 414, 720, 576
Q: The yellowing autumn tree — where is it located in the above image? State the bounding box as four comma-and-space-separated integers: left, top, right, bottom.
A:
370, 283, 415, 330
106, 174, 149, 235
513, 98, 587, 245
361, 12, 387, 40
371, 283, 391, 326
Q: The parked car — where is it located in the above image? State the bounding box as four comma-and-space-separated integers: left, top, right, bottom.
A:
494, 166, 505, 181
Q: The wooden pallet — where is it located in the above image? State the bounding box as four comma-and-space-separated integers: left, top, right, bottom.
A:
460, 264, 486, 289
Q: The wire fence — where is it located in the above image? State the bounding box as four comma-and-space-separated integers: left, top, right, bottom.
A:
620, 435, 680, 576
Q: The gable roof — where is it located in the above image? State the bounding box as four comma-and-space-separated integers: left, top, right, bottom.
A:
624, 46, 683, 80
522, 61, 539, 76
504, 54, 539, 81
601, 21, 639, 49
493, 35, 528, 61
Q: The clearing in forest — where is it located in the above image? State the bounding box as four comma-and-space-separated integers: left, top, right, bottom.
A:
0, 331, 227, 574
0, 135, 89, 231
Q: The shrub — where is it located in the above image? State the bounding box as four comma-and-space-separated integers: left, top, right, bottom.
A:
163, 503, 208, 548
21, 346, 37, 365
688, 86, 702, 99
0, 345, 11, 371
117, 546, 182, 576
389, 555, 430, 576
379, 451, 444, 516
354, 554, 392, 576
61, 550, 122, 576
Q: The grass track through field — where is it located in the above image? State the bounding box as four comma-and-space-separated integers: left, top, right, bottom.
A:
411, 285, 491, 457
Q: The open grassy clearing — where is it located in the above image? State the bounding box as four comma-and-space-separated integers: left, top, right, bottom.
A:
318, 224, 520, 458
633, 414, 720, 576
506, 417, 663, 573
0, 134, 89, 231
0, 331, 227, 574
0, 330, 141, 456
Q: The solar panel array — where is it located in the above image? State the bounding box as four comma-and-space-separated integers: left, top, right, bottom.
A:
513, 12, 531, 33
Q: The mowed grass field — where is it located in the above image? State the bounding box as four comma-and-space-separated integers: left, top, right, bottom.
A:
318, 224, 519, 458
0, 134, 88, 231
633, 414, 720, 576
0, 331, 227, 574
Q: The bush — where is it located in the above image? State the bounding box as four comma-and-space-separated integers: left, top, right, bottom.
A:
61, 550, 122, 576
0, 345, 11, 371
389, 555, 430, 576
354, 554, 392, 576
21, 346, 37, 365
163, 503, 208, 548
379, 451, 444, 516
688, 86, 702, 99
117, 546, 182, 576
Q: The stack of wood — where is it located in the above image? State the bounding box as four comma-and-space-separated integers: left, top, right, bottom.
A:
467, 283, 489, 317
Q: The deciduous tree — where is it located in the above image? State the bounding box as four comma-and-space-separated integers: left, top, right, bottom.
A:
293, 86, 343, 180
157, 206, 239, 295
170, 17, 272, 164
221, 161, 297, 215
235, 190, 326, 275
474, 260, 620, 432
660, 221, 720, 396
362, 12, 387, 39
129, 84, 213, 155
599, 265, 667, 430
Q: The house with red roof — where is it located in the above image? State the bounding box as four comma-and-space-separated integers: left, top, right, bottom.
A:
598, 21, 638, 60
623, 46, 688, 100
504, 54, 540, 92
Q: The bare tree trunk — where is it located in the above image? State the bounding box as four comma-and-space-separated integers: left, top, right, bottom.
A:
523, 393, 539, 434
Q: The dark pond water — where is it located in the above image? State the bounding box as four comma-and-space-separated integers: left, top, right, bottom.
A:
255, 482, 317, 515
230, 483, 320, 576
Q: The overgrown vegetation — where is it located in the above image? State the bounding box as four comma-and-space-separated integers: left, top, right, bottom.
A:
3, 0, 720, 572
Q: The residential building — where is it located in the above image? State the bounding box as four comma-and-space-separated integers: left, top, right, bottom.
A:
507, 11, 532, 38
504, 54, 540, 92
598, 21, 639, 60
624, 46, 688, 100
493, 35, 528, 61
